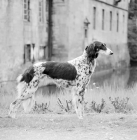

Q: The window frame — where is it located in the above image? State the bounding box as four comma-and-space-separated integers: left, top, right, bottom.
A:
102, 9, 105, 30
110, 11, 112, 31
123, 14, 125, 33
117, 12, 119, 32
23, 0, 30, 22
39, 0, 44, 23
24, 44, 31, 63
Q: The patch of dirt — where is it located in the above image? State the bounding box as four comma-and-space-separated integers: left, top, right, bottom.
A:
0, 111, 137, 140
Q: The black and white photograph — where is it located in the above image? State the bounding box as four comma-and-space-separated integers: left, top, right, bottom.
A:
0, 0, 137, 140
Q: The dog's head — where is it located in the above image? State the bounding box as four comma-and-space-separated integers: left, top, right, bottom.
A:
85, 41, 113, 62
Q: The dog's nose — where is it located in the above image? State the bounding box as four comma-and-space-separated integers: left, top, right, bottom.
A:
110, 52, 113, 55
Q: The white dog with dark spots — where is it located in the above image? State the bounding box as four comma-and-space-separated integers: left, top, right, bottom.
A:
9, 41, 113, 119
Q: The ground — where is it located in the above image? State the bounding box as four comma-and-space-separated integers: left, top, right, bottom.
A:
0, 110, 137, 140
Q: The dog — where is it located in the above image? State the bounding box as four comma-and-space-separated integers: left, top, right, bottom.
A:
9, 41, 113, 119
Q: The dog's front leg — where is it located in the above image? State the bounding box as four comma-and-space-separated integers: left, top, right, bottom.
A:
78, 91, 85, 119
72, 87, 85, 119
72, 91, 79, 116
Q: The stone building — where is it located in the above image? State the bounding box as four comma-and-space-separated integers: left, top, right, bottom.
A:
0, 0, 130, 80
52, 0, 130, 70
0, 0, 48, 80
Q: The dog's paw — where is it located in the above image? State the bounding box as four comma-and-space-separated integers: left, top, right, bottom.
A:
78, 115, 83, 120
8, 111, 16, 119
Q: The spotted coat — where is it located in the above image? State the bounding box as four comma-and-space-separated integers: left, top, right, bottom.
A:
9, 41, 112, 119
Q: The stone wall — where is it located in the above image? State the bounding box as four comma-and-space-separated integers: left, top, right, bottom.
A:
52, 0, 130, 70
52, 0, 69, 61
0, 0, 130, 81
0, 0, 24, 80
88, 0, 130, 70
0, 0, 48, 80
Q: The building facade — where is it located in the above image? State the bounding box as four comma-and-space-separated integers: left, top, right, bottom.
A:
52, 0, 130, 70
0, 0, 48, 80
0, 0, 130, 80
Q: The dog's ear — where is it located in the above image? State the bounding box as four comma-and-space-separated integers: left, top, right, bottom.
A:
92, 42, 96, 48
94, 53, 99, 58
86, 42, 99, 62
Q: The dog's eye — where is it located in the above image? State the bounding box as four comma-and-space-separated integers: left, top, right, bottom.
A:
85, 46, 88, 50
96, 48, 99, 51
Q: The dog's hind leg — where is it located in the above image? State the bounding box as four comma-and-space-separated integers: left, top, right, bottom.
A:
22, 94, 35, 113
9, 97, 29, 118
22, 98, 32, 113
9, 85, 38, 118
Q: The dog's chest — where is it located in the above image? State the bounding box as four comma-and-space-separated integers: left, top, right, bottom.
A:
75, 60, 96, 87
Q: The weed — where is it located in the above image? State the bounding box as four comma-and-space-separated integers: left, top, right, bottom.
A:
109, 97, 131, 113
57, 98, 73, 112
90, 99, 106, 113
32, 101, 52, 114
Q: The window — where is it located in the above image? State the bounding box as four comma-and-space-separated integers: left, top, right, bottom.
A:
39, 0, 44, 23
117, 13, 119, 32
46, 0, 49, 13
39, 46, 46, 60
24, 0, 30, 22
102, 9, 105, 30
45, 0, 49, 32
110, 11, 112, 31
32, 44, 35, 62
123, 14, 125, 33
93, 7, 96, 29
85, 29, 88, 38
24, 44, 31, 63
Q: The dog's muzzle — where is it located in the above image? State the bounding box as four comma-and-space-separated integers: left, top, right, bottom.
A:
106, 48, 113, 55
99, 48, 113, 55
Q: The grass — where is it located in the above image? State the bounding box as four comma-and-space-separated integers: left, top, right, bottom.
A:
0, 82, 16, 109
0, 81, 137, 115
86, 84, 135, 113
